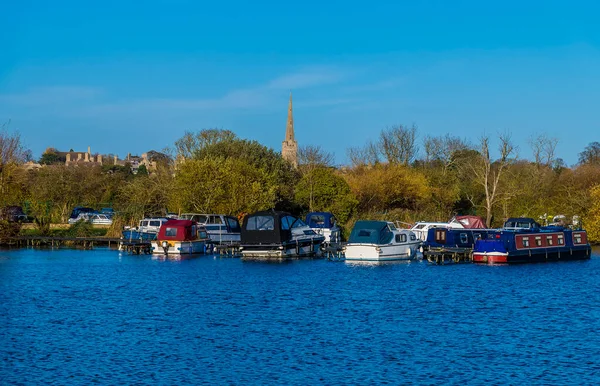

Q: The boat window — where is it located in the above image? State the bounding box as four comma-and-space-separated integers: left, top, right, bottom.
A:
395, 234, 407, 243
435, 229, 446, 243
547, 236, 554, 246
149, 220, 161, 227
410, 234, 416, 241
358, 230, 372, 237
522, 237, 530, 247
574, 233, 582, 244
281, 216, 294, 230
208, 216, 223, 224
165, 227, 177, 237
291, 218, 308, 228
246, 215, 274, 231
535, 236, 542, 246
558, 235, 564, 245
308, 214, 326, 227
141, 221, 148, 227
226, 217, 240, 232
460, 233, 468, 244
387, 223, 397, 231
414, 224, 425, 230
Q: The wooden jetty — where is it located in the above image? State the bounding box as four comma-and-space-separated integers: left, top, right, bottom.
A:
323, 243, 344, 260
213, 243, 241, 257
424, 247, 472, 264
120, 240, 152, 254
5, 236, 122, 249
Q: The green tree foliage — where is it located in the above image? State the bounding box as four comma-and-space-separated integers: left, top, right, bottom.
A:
173, 158, 276, 215
115, 166, 173, 222
174, 129, 299, 213
343, 164, 430, 216
0, 123, 30, 204
136, 164, 149, 176
26, 165, 116, 222
585, 185, 600, 243
39, 148, 65, 165
295, 167, 357, 224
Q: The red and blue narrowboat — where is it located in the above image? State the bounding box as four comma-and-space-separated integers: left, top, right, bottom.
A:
472, 217, 592, 264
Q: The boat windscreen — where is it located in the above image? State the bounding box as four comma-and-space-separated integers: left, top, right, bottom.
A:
246, 215, 275, 231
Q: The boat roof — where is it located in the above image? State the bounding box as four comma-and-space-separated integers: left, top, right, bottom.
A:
163, 219, 196, 228
305, 212, 336, 228
449, 215, 486, 229
503, 217, 540, 230
348, 220, 394, 245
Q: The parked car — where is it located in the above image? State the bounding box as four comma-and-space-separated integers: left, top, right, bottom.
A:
69, 207, 95, 221
100, 208, 115, 217
68, 212, 93, 225
89, 214, 113, 225
0, 206, 31, 222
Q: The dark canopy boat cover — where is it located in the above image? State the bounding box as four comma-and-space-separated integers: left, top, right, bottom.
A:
348, 221, 394, 245
305, 212, 336, 229
241, 211, 297, 245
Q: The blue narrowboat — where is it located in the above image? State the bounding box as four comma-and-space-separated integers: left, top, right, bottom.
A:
472, 217, 592, 264
424, 220, 492, 251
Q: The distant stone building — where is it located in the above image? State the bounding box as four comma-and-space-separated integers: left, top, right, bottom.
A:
59, 146, 164, 174
64, 146, 103, 166
281, 93, 298, 168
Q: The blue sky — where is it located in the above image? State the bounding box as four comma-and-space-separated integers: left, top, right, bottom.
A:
1, 0, 599, 165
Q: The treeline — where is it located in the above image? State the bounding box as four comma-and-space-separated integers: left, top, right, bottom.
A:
2, 124, 600, 241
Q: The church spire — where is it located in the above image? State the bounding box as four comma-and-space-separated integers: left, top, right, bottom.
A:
285, 92, 294, 141
282, 92, 298, 167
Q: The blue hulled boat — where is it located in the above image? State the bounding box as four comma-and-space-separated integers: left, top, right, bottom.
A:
472, 217, 592, 264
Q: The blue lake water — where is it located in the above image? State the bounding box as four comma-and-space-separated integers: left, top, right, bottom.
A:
1, 247, 599, 385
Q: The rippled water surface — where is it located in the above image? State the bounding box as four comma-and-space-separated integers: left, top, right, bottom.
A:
2, 248, 600, 384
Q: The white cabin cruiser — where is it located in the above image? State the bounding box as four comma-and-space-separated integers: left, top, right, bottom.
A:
179, 213, 241, 244
344, 221, 421, 261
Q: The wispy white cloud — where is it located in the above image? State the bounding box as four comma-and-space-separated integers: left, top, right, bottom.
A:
340, 76, 406, 93
0, 86, 103, 106
266, 67, 346, 90
0, 66, 354, 119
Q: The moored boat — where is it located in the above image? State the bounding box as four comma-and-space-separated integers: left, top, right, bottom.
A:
472, 217, 592, 264
179, 213, 241, 244
239, 211, 325, 258
120, 217, 169, 248
305, 211, 341, 245
150, 219, 210, 255
344, 221, 421, 261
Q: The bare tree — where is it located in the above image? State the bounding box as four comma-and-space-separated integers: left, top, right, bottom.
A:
578, 142, 600, 166
346, 141, 380, 167
174, 129, 236, 159
379, 124, 418, 165
529, 133, 558, 167
0, 120, 29, 196
298, 145, 334, 168
464, 132, 516, 227
423, 134, 469, 173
